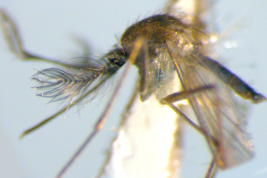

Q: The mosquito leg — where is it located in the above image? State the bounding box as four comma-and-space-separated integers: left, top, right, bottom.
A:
56, 59, 131, 178
56, 37, 147, 178
161, 86, 217, 144
205, 157, 217, 178
161, 86, 219, 178
0, 9, 46, 60
0, 9, 83, 68
0, 9, 26, 58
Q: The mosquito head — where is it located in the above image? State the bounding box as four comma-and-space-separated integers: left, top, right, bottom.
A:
106, 48, 129, 68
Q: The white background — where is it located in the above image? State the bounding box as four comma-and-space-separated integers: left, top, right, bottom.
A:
0, 0, 267, 178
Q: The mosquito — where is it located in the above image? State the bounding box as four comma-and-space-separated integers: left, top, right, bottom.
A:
1, 0, 266, 177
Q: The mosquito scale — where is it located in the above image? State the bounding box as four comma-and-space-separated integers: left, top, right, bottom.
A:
0, 0, 266, 178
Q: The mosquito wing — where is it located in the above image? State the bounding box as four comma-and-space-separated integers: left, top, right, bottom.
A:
167, 41, 253, 169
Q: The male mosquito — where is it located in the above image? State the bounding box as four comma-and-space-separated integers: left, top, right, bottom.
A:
1, 0, 266, 177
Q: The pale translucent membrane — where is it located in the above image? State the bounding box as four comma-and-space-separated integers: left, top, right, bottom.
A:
105, 93, 181, 178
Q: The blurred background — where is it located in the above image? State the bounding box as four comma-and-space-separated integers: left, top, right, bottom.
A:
0, 0, 267, 178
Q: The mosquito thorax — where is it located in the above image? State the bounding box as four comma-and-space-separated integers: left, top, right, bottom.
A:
105, 14, 206, 101
121, 14, 191, 53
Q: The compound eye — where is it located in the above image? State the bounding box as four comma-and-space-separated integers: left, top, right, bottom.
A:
109, 57, 125, 67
